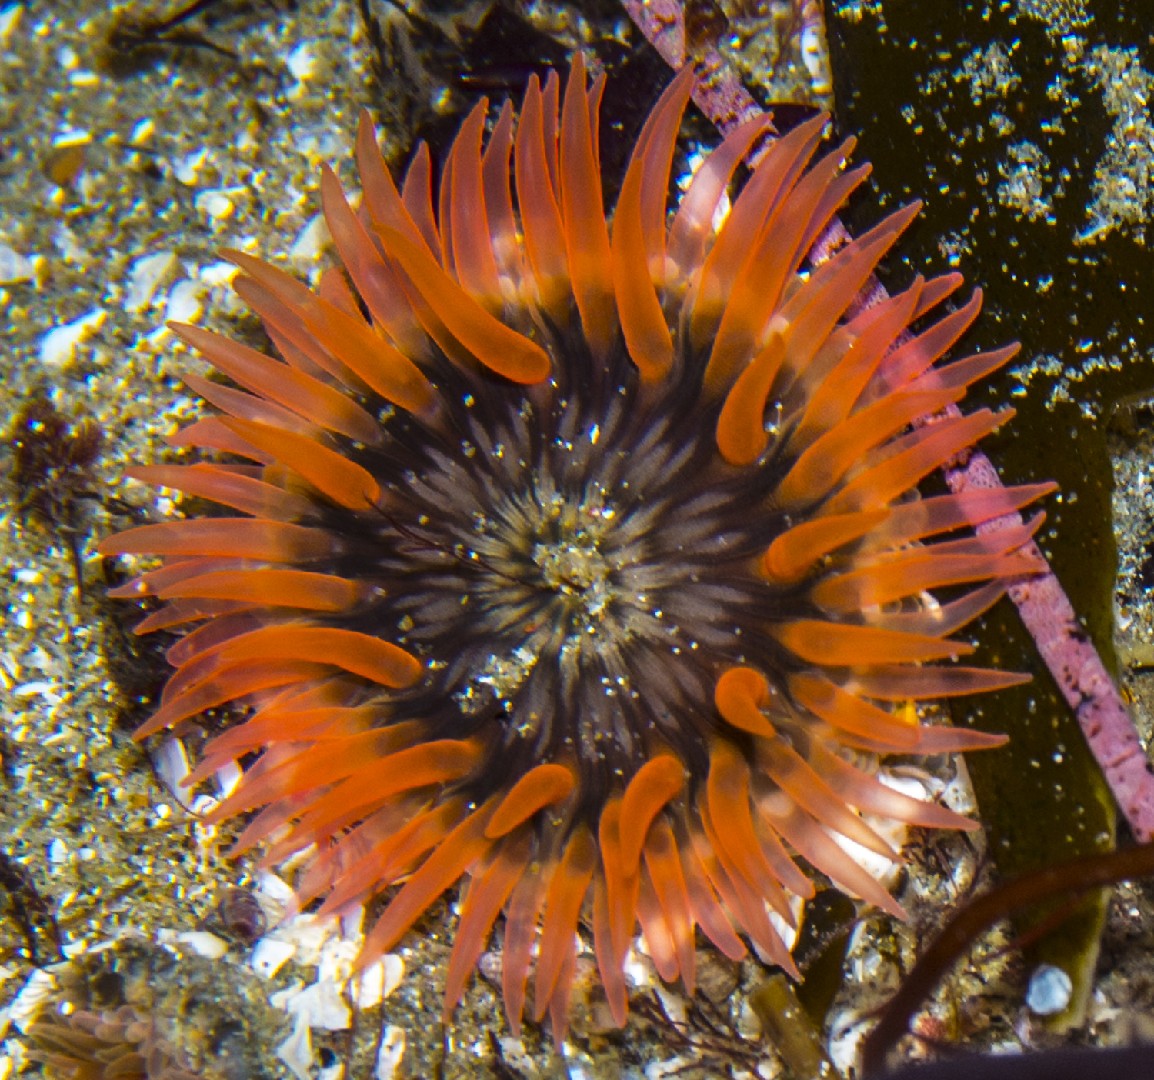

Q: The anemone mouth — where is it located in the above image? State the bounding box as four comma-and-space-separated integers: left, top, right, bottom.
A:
100, 54, 1053, 1041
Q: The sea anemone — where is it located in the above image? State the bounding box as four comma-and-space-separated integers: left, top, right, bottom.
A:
101, 55, 1051, 1040
27, 1004, 201, 1080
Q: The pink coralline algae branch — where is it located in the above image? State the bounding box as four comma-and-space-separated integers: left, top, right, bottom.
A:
621, 0, 1154, 842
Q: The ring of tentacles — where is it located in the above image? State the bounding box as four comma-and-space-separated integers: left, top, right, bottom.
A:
102, 56, 1051, 1040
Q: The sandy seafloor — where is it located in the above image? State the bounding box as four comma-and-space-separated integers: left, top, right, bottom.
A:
1, 1, 1154, 1077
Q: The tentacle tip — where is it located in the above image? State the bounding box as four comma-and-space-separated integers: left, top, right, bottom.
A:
881, 896, 908, 921
357, 108, 375, 134
997, 671, 1031, 689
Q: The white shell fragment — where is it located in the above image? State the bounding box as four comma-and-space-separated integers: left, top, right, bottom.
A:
275, 1012, 314, 1080
0, 243, 34, 283
286, 42, 316, 82
376, 1025, 406, 1080
251, 936, 296, 980
256, 870, 295, 905
354, 953, 405, 1009
200, 260, 238, 288
39, 308, 105, 365
1, 969, 57, 1034
289, 214, 327, 263
272, 978, 351, 1080
194, 189, 237, 223
124, 250, 177, 313
271, 978, 351, 1032
0, 4, 22, 49
156, 929, 230, 960
164, 279, 202, 325
151, 735, 192, 806
173, 148, 208, 185
254, 906, 407, 1075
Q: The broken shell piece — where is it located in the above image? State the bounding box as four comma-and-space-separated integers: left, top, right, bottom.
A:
156, 929, 229, 959
376, 1025, 405, 1080
252, 936, 296, 980
354, 953, 404, 1010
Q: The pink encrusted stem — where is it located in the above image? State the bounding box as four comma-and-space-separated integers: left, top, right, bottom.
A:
621, 0, 1154, 841
620, 0, 762, 134
950, 454, 1154, 842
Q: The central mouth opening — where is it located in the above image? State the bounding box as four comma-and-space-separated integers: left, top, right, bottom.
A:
534, 535, 611, 598
529, 489, 622, 624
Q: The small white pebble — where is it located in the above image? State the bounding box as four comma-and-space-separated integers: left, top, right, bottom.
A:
340, 906, 365, 941
286, 42, 316, 81
195, 189, 235, 222
289, 214, 327, 263
52, 224, 84, 263
316, 934, 359, 984
354, 958, 386, 1009
173, 148, 208, 185
268, 913, 340, 966
200, 260, 238, 288
47, 838, 68, 866
13, 680, 54, 698
51, 128, 90, 150
124, 250, 177, 312
644, 1056, 694, 1080
39, 308, 105, 365
622, 943, 649, 989
826, 1006, 872, 1076
130, 117, 155, 145
0, 4, 23, 49
0, 243, 34, 283
165, 279, 202, 324
1026, 963, 1072, 1015
181, 931, 229, 958
157, 929, 229, 959
375, 1025, 405, 1080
